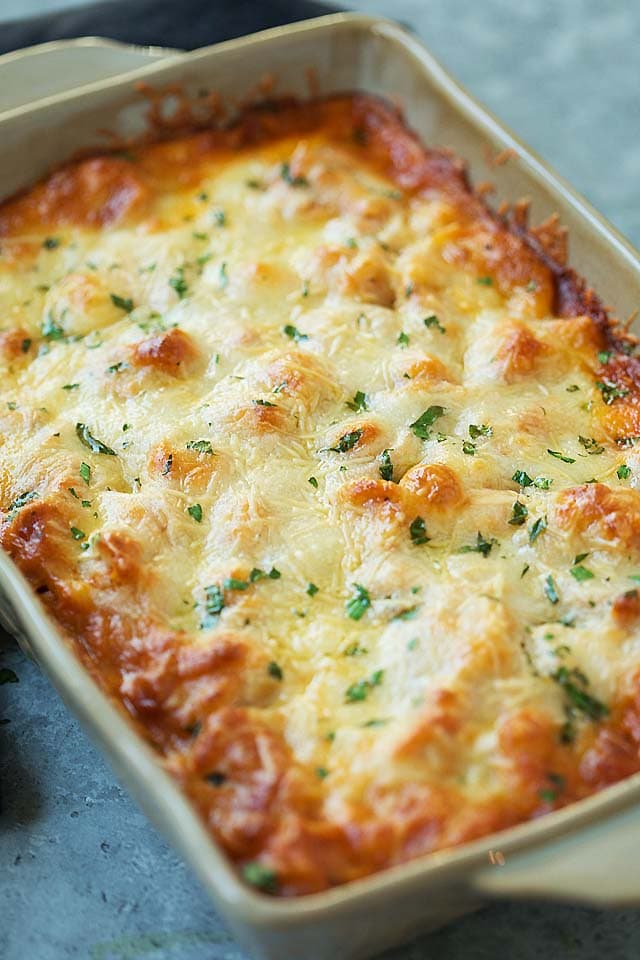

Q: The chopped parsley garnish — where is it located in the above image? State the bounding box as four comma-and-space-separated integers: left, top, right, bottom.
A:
512, 470, 533, 487
187, 503, 203, 523
462, 440, 476, 456
578, 436, 604, 455
213, 209, 226, 227
205, 771, 226, 786
162, 454, 173, 476
242, 862, 278, 893
344, 643, 367, 656
596, 379, 629, 405
544, 574, 559, 604
283, 324, 309, 342
169, 268, 188, 299
459, 531, 497, 558
327, 430, 362, 453
393, 606, 420, 621
110, 293, 134, 312
346, 391, 368, 412
186, 439, 214, 455
219, 261, 229, 289
224, 577, 250, 591
597, 350, 612, 364
62, 383, 79, 391
267, 661, 283, 681
424, 314, 446, 334
529, 515, 547, 544
280, 162, 309, 188
477, 276, 493, 286
538, 772, 566, 803
378, 449, 394, 481
617, 464, 631, 479
43, 236, 61, 250
409, 516, 429, 545
306, 583, 319, 597
345, 669, 384, 703
108, 361, 127, 374
70, 526, 86, 541
397, 331, 410, 347
79, 462, 91, 485
566, 384, 580, 392
308, 476, 318, 489
253, 399, 277, 407
6, 490, 38, 518
345, 583, 371, 620
552, 666, 608, 722
201, 584, 224, 627
42, 313, 64, 340
570, 565, 594, 582
21, 338, 31, 353
315, 767, 329, 780
547, 449, 576, 464
75, 423, 116, 456
509, 501, 528, 526
410, 405, 445, 440
469, 424, 492, 439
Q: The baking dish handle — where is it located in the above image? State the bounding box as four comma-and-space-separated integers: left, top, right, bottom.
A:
471, 801, 640, 906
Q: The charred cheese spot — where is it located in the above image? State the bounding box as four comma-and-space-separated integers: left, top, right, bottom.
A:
555, 483, 640, 553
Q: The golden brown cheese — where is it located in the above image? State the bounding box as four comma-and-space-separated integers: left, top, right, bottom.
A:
1, 94, 640, 897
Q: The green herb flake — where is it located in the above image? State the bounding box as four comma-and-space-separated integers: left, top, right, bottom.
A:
280, 162, 309, 188
469, 423, 493, 439
512, 469, 533, 487
566, 384, 580, 392
544, 574, 560, 605
378, 448, 394, 481
21, 338, 31, 353
201, 584, 224, 628
529, 515, 547, 544
424, 314, 446, 334
283, 324, 309, 342
346, 391, 368, 413
267, 661, 283, 681
397, 331, 410, 347
219, 261, 229, 289
205, 771, 226, 786
62, 383, 79, 391
110, 293, 134, 312
253, 399, 277, 407
409, 405, 445, 440
596, 380, 629, 405
42, 313, 64, 340
462, 439, 476, 456
186, 439, 214, 455
308, 476, 318, 489
509, 501, 528, 526
187, 503, 203, 523
477, 276, 493, 286
6, 490, 38, 518
70, 526, 86, 541
346, 583, 371, 621
242, 862, 278, 893
409, 516, 429, 545
552, 666, 608, 722
169, 268, 188, 299
578, 435, 604, 455
75, 423, 116, 456
327, 430, 362, 454
597, 350, 612, 364
548, 449, 576, 464
459, 531, 497, 558
306, 583, 319, 597
213, 209, 226, 227
570, 565, 594, 582
617, 464, 632, 479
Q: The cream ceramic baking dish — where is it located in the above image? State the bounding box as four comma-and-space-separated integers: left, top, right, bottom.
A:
1, 13, 639, 960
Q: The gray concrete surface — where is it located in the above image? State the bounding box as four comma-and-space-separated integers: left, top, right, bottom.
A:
2, 1, 640, 958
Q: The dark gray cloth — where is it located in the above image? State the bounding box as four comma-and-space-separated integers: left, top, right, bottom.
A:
0, 0, 339, 55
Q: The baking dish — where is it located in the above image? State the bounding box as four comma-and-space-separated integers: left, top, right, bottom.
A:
0, 37, 179, 117
1, 12, 639, 960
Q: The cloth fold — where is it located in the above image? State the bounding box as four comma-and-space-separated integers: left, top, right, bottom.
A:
0, 0, 339, 55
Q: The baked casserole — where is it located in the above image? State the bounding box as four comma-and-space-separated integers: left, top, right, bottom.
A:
1, 93, 639, 896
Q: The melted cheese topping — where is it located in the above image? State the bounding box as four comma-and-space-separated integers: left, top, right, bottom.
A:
1, 95, 640, 896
